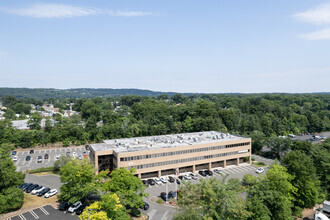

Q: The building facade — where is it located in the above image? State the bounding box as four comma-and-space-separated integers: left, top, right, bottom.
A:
90, 131, 251, 178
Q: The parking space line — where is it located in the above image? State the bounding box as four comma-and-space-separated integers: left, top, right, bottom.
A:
147, 209, 157, 220
19, 214, 26, 220
160, 210, 169, 220
29, 210, 39, 219
40, 206, 49, 215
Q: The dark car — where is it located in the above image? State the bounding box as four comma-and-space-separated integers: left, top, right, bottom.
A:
26, 155, 31, 161
176, 179, 181, 185
143, 202, 149, 211
198, 170, 207, 177
75, 204, 87, 215
147, 179, 155, 185
178, 175, 184, 180
37, 187, 50, 196
12, 151, 17, 155
20, 183, 29, 189
59, 202, 72, 211
206, 170, 213, 176
22, 183, 33, 191
85, 145, 90, 150
160, 192, 169, 201
168, 176, 175, 183
26, 184, 39, 193
44, 154, 49, 159
142, 180, 149, 187
29, 150, 34, 154
168, 191, 177, 199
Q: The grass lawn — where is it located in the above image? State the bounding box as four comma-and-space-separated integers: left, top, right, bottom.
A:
21, 193, 58, 210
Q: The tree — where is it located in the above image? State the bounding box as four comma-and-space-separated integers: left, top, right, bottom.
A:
174, 178, 251, 220
54, 155, 72, 172
242, 174, 258, 186
102, 168, 147, 209
79, 201, 108, 220
0, 152, 25, 213
266, 136, 291, 159
28, 112, 42, 130
282, 151, 322, 211
249, 131, 266, 154
247, 164, 297, 220
59, 159, 97, 203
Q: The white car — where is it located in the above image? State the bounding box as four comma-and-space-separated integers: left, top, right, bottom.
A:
213, 169, 222, 175
256, 167, 265, 174
154, 178, 162, 185
72, 152, 77, 159
183, 174, 191, 180
12, 156, 18, 162
68, 201, 82, 213
31, 186, 44, 195
55, 154, 60, 160
78, 155, 83, 160
44, 189, 57, 198
189, 173, 198, 180
160, 177, 168, 183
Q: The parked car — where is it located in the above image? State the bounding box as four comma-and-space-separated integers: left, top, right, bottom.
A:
183, 174, 191, 180
44, 154, 49, 159
143, 202, 149, 210
160, 192, 169, 201
12, 151, 17, 155
37, 187, 50, 197
206, 170, 213, 176
37, 156, 42, 163
178, 175, 184, 180
78, 155, 83, 160
59, 202, 72, 211
142, 180, 149, 187
68, 201, 83, 213
198, 170, 207, 177
85, 145, 90, 150
168, 191, 177, 199
189, 173, 198, 180
26, 156, 31, 161
160, 177, 168, 183
22, 183, 33, 191
12, 156, 18, 162
213, 169, 222, 175
44, 189, 58, 198
147, 179, 155, 185
66, 152, 71, 157
18, 183, 26, 189
75, 204, 87, 215
31, 186, 44, 195
29, 150, 34, 154
256, 167, 265, 174
72, 152, 77, 158
176, 179, 181, 185
26, 184, 39, 193
154, 178, 162, 185
55, 154, 60, 160
168, 176, 175, 183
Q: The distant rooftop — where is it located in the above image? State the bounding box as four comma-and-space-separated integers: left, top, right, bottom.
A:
91, 131, 249, 153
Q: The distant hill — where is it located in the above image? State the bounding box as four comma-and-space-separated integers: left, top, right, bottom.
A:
0, 88, 181, 99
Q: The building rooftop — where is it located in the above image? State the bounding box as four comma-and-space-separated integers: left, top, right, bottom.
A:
91, 131, 249, 153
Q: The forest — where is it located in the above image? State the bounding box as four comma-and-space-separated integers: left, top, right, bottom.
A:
0, 93, 330, 151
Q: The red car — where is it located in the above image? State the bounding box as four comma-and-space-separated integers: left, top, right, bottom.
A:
44, 154, 49, 159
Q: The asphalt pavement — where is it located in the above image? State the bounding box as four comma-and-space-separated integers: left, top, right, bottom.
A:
13, 146, 88, 172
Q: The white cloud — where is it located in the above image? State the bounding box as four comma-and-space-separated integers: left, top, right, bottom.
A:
3, 3, 153, 18
300, 28, 330, 40
293, 3, 330, 25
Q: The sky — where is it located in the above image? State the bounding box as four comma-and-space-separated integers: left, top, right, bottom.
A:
1, 0, 330, 93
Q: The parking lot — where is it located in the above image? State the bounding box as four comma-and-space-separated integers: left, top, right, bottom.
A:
5, 205, 79, 220
142, 163, 269, 220
13, 146, 88, 171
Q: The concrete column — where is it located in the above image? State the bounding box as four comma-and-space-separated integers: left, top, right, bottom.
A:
249, 156, 252, 164
208, 162, 211, 170
95, 154, 99, 174
138, 173, 141, 179
237, 158, 239, 166
192, 165, 196, 173
223, 160, 226, 168
158, 170, 161, 178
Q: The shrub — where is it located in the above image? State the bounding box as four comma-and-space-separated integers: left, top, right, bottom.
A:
253, 161, 266, 167
28, 166, 55, 174
157, 198, 163, 204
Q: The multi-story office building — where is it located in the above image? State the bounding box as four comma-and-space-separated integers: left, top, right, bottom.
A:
90, 131, 251, 178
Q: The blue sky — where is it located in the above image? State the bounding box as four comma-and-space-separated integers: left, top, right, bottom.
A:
1, 0, 330, 93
